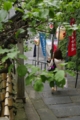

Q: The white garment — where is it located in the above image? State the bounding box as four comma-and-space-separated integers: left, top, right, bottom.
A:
64, 77, 68, 88
54, 58, 65, 70
47, 58, 64, 71
54, 58, 68, 88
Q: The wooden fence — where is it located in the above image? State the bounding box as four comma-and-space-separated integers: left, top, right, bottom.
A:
0, 73, 15, 120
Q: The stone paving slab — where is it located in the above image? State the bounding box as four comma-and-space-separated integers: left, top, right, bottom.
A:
31, 99, 46, 109
59, 116, 80, 120
49, 103, 76, 108
37, 108, 57, 120
25, 85, 41, 99
43, 96, 71, 105
25, 85, 58, 120
29, 96, 58, 120
41, 88, 80, 98
68, 81, 80, 88
49, 103, 80, 117
25, 80, 80, 120
70, 96, 80, 102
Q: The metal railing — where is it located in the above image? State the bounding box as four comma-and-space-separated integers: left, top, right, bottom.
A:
32, 59, 47, 70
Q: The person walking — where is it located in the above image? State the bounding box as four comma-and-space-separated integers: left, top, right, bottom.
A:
52, 48, 68, 92
47, 48, 68, 93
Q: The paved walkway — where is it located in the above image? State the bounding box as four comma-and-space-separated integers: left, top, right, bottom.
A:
25, 74, 80, 120
23, 41, 80, 120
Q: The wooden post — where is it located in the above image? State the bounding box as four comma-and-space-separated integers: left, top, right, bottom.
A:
17, 41, 25, 102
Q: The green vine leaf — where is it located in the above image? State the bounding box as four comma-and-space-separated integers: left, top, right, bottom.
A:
0, 48, 9, 54
49, 81, 55, 87
25, 75, 36, 85
1, 56, 8, 63
33, 78, 44, 91
15, 28, 25, 38
17, 65, 27, 77
8, 64, 14, 73
18, 54, 27, 60
7, 51, 20, 59
40, 71, 49, 79
0, 9, 7, 22
28, 65, 40, 74
55, 70, 65, 82
3, 1, 12, 11
56, 78, 65, 88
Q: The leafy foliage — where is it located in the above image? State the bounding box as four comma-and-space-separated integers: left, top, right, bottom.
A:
19, 64, 66, 91
3, 1, 12, 11
0, 0, 79, 92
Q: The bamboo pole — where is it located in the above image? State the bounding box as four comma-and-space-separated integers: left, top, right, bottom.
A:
0, 92, 5, 117
0, 117, 9, 120
2, 73, 7, 92
4, 105, 9, 118
7, 75, 12, 83
8, 98, 14, 120
6, 83, 12, 94
6, 86, 9, 93
1, 73, 14, 119
2, 73, 7, 80
8, 84, 12, 94
4, 95, 9, 118
5, 99, 8, 106
6, 76, 12, 93
5, 92, 9, 98
4, 82, 9, 117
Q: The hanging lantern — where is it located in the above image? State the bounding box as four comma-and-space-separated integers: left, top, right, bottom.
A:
56, 26, 66, 40
34, 37, 40, 46
49, 23, 54, 29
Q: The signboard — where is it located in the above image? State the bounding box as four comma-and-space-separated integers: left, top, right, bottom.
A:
68, 18, 77, 56
39, 33, 46, 57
